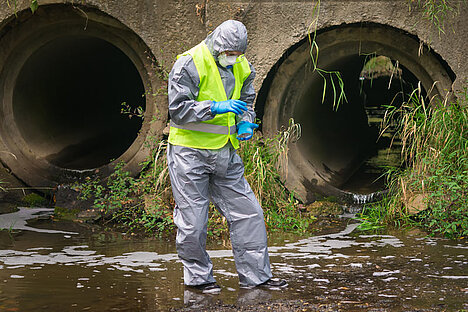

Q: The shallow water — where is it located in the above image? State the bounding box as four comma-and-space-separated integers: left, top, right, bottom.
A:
0, 208, 466, 311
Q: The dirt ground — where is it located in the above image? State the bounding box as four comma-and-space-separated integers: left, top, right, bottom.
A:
171, 298, 447, 312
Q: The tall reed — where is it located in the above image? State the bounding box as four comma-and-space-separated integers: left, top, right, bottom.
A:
237, 119, 308, 232
362, 84, 467, 237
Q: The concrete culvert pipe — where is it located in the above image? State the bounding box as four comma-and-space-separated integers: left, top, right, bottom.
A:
0, 5, 167, 187
261, 24, 454, 203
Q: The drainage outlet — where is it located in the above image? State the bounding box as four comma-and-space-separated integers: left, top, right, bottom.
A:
0, 5, 167, 187
261, 24, 454, 203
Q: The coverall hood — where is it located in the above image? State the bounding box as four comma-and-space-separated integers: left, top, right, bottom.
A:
205, 20, 248, 58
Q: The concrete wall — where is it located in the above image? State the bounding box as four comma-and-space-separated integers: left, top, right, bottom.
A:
0, 0, 466, 198
2, 0, 465, 92
205, 1, 467, 94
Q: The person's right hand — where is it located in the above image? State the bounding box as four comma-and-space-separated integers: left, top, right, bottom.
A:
211, 100, 248, 115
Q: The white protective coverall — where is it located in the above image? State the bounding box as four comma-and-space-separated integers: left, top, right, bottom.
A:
167, 20, 273, 287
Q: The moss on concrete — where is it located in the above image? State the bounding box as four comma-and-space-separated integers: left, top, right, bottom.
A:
22, 193, 47, 207
305, 200, 343, 217
54, 206, 81, 221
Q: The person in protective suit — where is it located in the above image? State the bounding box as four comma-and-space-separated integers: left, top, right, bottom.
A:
167, 20, 287, 293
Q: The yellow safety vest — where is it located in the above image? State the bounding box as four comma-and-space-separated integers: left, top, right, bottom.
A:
168, 41, 251, 150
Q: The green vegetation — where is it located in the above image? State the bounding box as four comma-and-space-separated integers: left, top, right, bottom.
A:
358, 85, 468, 238
30, 0, 38, 13
304, 200, 343, 217
54, 206, 81, 220
22, 192, 48, 207
6, 0, 39, 15
307, 0, 347, 110
77, 120, 313, 236
409, 0, 466, 34
360, 55, 402, 81
77, 139, 174, 235
237, 120, 313, 233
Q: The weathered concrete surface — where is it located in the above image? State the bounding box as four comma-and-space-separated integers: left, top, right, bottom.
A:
0, 162, 28, 202
1, 1, 465, 101
0, 0, 466, 197
204, 1, 467, 94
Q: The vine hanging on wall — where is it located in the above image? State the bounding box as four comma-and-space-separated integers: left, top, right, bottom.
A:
307, 0, 347, 111
30, 0, 38, 13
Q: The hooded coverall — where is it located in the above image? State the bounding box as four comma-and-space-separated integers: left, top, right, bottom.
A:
167, 20, 272, 287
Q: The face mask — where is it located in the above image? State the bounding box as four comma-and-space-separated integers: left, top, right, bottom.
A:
218, 54, 238, 68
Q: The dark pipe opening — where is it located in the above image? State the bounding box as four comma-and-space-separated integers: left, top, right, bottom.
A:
294, 54, 422, 193
261, 24, 454, 201
13, 35, 145, 170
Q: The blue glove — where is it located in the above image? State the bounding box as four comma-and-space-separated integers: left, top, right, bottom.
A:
236, 121, 259, 141
211, 99, 248, 115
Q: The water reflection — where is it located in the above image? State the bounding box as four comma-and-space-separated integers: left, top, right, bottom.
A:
183, 286, 272, 310
0, 208, 466, 311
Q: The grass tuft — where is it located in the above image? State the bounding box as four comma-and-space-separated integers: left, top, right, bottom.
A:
358, 83, 468, 238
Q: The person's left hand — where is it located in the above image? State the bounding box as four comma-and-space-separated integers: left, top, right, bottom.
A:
236, 121, 259, 141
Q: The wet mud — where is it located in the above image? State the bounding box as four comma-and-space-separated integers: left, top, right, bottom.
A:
0, 208, 466, 311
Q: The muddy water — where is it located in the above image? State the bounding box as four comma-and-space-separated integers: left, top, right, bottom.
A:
0, 208, 467, 311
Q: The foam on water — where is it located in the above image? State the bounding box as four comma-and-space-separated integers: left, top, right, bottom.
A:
427, 275, 468, 279
0, 207, 78, 234
0, 221, 405, 274
268, 223, 404, 260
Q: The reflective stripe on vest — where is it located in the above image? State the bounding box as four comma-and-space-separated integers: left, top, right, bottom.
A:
168, 41, 251, 150
170, 120, 236, 135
